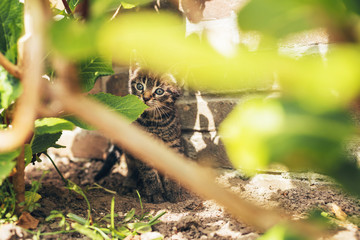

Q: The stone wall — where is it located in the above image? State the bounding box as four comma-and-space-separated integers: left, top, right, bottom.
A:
52, 63, 278, 168
51, 0, 331, 169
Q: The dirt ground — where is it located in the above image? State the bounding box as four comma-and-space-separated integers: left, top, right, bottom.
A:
4, 155, 360, 239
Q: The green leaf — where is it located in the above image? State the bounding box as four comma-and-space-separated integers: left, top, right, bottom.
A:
79, 57, 114, 92
0, 149, 20, 185
220, 98, 354, 174
132, 222, 151, 234
31, 132, 62, 154
49, 18, 100, 60
0, 66, 21, 109
24, 191, 42, 206
67, 213, 88, 225
63, 115, 93, 130
24, 144, 32, 166
123, 208, 136, 223
343, 0, 360, 15
99, 12, 274, 92
71, 223, 103, 240
237, 0, 346, 38
91, 93, 148, 122
68, 0, 82, 12
64, 93, 147, 130
258, 224, 309, 240
34, 118, 75, 135
120, 0, 153, 9
0, 0, 23, 109
0, 0, 23, 61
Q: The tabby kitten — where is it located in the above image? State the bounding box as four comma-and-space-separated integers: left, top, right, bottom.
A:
95, 66, 185, 203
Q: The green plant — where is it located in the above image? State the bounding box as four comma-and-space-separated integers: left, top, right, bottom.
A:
37, 181, 166, 239
0, 179, 17, 224
0, 0, 148, 217
1, 0, 360, 239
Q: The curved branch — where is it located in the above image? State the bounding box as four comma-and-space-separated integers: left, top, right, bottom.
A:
0, 0, 45, 152
52, 81, 325, 237
0, 52, 22, 79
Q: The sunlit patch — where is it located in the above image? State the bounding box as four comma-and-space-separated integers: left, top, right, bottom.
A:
220, 99, 284, 174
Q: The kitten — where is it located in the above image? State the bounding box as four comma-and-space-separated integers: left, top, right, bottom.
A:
95, 66, 186, 203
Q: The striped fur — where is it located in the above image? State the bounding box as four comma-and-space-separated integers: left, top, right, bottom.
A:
95, 67, 185, 203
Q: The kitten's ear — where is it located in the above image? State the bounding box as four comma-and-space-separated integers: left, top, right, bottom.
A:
162, 73, 182, 98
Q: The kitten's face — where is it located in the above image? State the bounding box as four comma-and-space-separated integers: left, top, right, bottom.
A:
129, 69, 180, 112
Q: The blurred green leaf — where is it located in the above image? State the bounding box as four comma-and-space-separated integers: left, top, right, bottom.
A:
99, 12, 275, 91
34, 117, 75, 135
220, 98, 354, 174
79, 57, 114, 92
0, 0, 23, 109
279, 46, 360, 112
258, 223, 309, 240
120, 0, 153, 9
237, 0, 345, 38
0, 67, 21, 109
342, 0, 360, 15
0, 149, 20, 185
68, 0, 82, 12
49, 18, 100, 59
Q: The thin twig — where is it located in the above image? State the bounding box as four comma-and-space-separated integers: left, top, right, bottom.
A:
0, 52, 22, 79
44, 152, 68, 186
52, 81, 325, 238
61, 0, 73, 16
110, 4, 121, 21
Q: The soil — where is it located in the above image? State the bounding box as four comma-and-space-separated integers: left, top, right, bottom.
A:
3, 156, 360, 239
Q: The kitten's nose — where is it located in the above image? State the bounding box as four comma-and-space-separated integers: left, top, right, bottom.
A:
143, 92, 151, 102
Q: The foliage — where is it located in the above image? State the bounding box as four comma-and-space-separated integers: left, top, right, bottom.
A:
0, 179, 17, 224
0, 0, 148, 191
65, 93, 148, 129
1, 0, 360, 238
0, 173, 45, 225
0, 0, 22, 109
22, 172, 47, 213
41, 182, 165, 239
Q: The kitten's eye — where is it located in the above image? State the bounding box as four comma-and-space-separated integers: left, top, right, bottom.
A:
155, 88, 164, 95
136, 83, 144, 91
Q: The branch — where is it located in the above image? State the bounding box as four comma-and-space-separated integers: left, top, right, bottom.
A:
0, 52, 22, 79
0, 0, 45, 152
61, 0, 73, 16
52, 81, 325, 238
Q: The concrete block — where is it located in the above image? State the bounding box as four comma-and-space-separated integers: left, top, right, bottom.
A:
50, 128, 110, 160
105, 72, 129, 97
182, 132, 233, 168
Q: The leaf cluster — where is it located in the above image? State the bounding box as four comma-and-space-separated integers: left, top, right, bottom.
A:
0, 0, 148, 187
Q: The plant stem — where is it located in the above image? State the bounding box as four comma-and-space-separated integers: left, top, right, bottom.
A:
13, 146, 25, 215
61, 0, 73, 16
0, 52, 21, 79
44, 152, 68, 186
